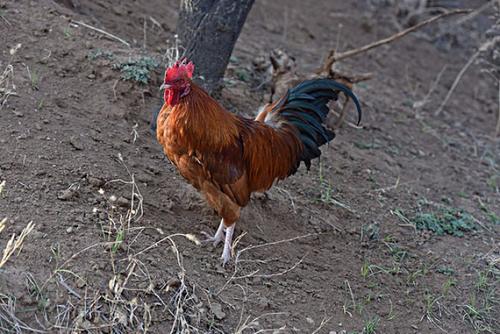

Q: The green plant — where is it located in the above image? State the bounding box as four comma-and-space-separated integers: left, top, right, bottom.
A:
361, 261, 370, 279
442, 277, 456, 295
88, 48, 115, 60
479, 201, 500, 225
234, 68, 250, 82
436, 266, 455, 276
27, 67, 40, 90
113, 56, 158, 84
63, 26, 72, 38
111, 229, 125, 253
413, 207, 476, 237
363, 317, 379, 334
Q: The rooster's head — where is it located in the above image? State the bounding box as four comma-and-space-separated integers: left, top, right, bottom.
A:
161, 57, 194, 106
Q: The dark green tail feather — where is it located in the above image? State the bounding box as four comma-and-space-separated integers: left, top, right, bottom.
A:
274, 79, 362, 170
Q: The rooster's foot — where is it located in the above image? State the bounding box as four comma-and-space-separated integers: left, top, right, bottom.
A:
201, 219, 225, 247
220, 224, 234, 266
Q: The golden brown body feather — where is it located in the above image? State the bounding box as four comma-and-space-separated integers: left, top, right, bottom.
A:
156, 84, 303, 229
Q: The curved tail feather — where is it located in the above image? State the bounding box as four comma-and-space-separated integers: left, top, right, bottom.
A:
266, 78, 362, 169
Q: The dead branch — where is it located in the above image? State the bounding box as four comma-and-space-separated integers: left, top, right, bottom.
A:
434, 49, 480, 116
333, 9, 471, 63
71, 20, 131, 47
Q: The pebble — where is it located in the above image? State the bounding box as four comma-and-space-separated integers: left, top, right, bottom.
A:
210, 303, 226, 320
116, 196, 130, 208
87, 176, 105, 187
165, 277, 181, 292
53, 98, 68, 109
66, 226, 73, 233
76, 278, 86, 288
257, 297, 270, 309
57, 189, 77, 201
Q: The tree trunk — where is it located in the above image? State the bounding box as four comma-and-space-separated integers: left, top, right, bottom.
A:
176, 0, 255, 93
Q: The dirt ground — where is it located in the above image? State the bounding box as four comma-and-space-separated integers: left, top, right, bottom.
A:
0, 0, 499, 333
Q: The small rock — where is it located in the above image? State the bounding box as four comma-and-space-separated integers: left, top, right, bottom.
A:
87, 176, 105, 187
58, 189, 77, 201
116, 196, 129, 208
137, 173, 153, 184
12, 110, 24, 117
210, 303, 226, 320
306, 317, 314, 325
66, 226, 73, 233
165, 277, 181, 292
76, 278, 86, 288
69, 137, 83, 150
257, 297, 270, 309
87, 73, 96, 79
53, 98, 68, 108
81, 320, 93, 330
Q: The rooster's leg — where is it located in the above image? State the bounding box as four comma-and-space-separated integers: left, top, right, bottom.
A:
201, 218, 225, 246
221, 224, 234, 266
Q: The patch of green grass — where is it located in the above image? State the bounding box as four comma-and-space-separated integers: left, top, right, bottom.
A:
383, 234, 396, 243
475, 270, 491, 291
316, 163, 354, 212
479, 201, 500, 225
436, 266, 455, 276
37, 98, 44, 111
486, 175, 497, 192
423, 292, 442, 324
362, 317, 379, 334
111, 228, 125, 253
234, 68, 250, 82
24, 273, 49, 311
361, 223, 380, 241
88, 48, 115, 60
27, 67, 40, 90
361, 261, 370, 279
413, 207, 476, 237
461, 266, 499, 333
442, 277, 456, 295
63, 26, 72, 38
113, 56, 158, 84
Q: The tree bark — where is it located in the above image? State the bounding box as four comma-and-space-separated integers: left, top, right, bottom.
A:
176, 0, 255, 93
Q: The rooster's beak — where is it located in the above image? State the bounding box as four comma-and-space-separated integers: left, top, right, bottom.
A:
160, 83, 171, 90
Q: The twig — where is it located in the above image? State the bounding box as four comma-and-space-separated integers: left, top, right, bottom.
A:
434, 49, 480, 116
311, 316, 332, 334
237, 233, 319, 255
334, 9, 471, 62
57, 273, 82, 299
344, 279, 356, 315
71, 20, 131, 47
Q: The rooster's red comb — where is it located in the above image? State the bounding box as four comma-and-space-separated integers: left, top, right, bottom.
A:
164, 57, 194, 82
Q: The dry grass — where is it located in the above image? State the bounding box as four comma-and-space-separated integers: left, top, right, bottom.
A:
0, 221, 35, 269
0, 180, 35, 269
0, 44, 20, 110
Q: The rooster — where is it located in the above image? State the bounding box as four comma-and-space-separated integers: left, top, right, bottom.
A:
154, 58, 362, 265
